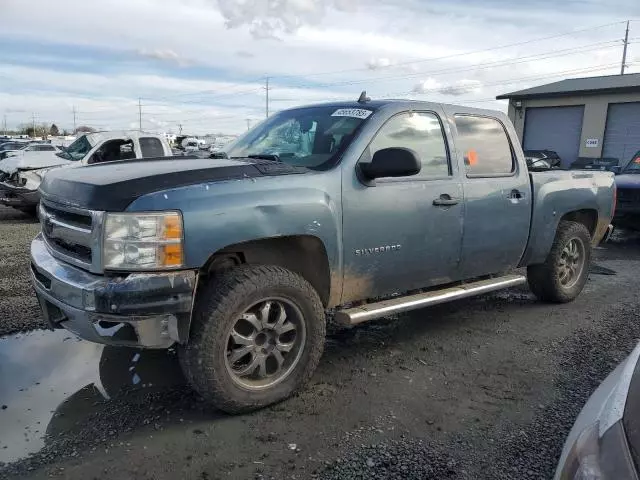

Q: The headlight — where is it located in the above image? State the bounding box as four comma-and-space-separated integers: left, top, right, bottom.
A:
558, 422, 602, 480
103, 212, 184, 270
18, 169, 50, 190
558, 420, 636, 480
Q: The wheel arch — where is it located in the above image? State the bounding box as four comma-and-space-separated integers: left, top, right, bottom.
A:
202, 235, 333, 307
560, 209, 598, 238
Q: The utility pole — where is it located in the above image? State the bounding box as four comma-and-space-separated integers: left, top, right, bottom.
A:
3, 115, 7, 136
621, 20, 630, 75
265, 77, 270, 118
178, 123, 183, 135
138, 98, 143, 132
72, 105, 77, 134
246, 118, 252, 131
32, 112, 36, 138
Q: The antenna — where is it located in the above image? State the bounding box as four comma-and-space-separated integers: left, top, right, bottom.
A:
357, 91, 371, 104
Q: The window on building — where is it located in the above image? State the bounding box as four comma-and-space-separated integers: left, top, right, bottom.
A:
454, 115, 514, 176
369, 111, 450, 179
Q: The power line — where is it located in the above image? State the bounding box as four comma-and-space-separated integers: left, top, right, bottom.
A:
286, 39, 631, 91
270, 20, 629, 80
136, 21, 630, 107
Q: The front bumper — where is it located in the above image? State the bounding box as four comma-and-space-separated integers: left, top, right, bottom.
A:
30, 233, 197, 348
0, 181, 40, 208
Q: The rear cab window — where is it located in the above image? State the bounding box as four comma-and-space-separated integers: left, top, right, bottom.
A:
140, 137, 165, 158
454, 115, 514, 176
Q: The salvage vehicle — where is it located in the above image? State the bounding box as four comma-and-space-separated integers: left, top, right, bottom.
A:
554, 341, 640, 480
612, 151, 640, 230
0, 142, 60, 160
0, 131, 171, 212
30, 97, 616, 413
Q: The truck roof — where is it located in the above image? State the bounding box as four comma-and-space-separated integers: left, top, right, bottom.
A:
83, 131, 165, 141
288, 99, 504, 116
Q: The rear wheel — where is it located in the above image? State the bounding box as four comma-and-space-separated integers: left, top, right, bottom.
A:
180, 265, 326, 413
527, 220, 591, 303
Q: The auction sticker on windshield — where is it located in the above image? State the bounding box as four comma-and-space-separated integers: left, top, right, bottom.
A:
331, 108, 373, 119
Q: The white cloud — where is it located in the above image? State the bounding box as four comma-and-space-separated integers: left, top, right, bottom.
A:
412, 78, 483, 96
367, 57, 393, 70
215, 0, 359, 39
412, 78, 442, 94
137, 48, 190, 66
438, 79, 483, 96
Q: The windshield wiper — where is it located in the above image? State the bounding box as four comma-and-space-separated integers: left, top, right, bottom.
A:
247, 153, 281, 162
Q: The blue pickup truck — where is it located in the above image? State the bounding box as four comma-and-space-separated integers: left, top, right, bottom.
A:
30, 98, 615, 413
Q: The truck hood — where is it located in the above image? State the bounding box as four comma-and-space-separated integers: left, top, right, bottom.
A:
40, 157, 309, 210
614, 174, 640, 189
0, 152, 71, 175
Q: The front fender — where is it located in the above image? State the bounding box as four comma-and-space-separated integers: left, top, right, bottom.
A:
126, 172, 342, 285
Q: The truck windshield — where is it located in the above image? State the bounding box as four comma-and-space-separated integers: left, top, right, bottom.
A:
226, 106, 373, 169
56, 135, 92, 161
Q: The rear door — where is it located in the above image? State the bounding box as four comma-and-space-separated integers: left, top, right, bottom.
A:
450, 112, 531, 278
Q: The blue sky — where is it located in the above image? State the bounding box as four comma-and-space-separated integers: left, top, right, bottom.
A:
1, 0, 638, 134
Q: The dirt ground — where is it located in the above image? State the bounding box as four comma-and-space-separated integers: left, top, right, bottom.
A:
1, 203, 640, 479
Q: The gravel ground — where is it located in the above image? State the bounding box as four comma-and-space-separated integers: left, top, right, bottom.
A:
0, 206, 44, 336
0, 224, 639, 479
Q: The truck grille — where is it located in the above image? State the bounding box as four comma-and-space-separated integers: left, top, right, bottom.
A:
39, 200, 102, 272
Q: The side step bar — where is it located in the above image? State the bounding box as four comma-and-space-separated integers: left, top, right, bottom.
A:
334, 274, 527, 325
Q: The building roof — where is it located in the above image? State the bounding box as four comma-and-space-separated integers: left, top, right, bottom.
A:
496, 73, 640, 100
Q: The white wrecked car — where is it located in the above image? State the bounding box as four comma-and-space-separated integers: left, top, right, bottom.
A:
0, 131, 172, 212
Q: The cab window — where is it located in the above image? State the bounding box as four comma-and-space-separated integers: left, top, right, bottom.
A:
368, 111, 450, 179
454, 115, 514, 176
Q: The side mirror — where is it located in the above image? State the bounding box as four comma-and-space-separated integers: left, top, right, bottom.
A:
359, 147, 421, 180
611, 166, 622, 175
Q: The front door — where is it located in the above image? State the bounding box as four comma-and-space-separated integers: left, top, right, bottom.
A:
451, 113, 532, 278
341, 109, 465, 304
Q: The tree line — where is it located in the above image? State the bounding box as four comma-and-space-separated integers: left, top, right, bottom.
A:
6, 123, 96, 138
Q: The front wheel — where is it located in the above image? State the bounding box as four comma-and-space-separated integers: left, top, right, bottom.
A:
180, 265, 326, 414
527, 220, 592, 303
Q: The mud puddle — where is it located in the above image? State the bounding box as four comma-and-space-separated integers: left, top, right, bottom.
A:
0, 329, 187, 465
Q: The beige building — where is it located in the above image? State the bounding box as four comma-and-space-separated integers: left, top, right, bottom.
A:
497, 73, 640, 168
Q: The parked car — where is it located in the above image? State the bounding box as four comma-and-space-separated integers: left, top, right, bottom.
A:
0, 131, 172, 212
0, 140, 31, 155
524, 149, 562, 170
0, 142, 60, 160
554, 341, 640, 479
30, 98, 615, 413
611, 150, 640, 230
181, 137, 200, 153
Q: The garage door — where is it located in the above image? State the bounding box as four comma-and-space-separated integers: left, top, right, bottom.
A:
603, 102, 640, 169
523, 106, 584, 167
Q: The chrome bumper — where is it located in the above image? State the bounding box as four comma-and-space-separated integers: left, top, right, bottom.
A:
30, 233, 197, 348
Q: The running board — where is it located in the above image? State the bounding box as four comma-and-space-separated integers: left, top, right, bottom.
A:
334, 274, 527, 325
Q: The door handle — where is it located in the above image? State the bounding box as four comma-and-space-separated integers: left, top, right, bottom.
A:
433, 194, 460, 206
507, 189, 525, 200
